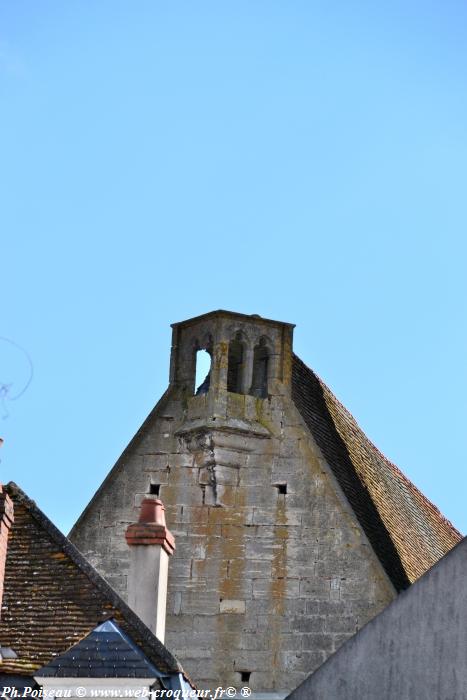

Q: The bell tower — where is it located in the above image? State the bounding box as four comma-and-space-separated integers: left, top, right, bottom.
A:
168, 311, 295, 507
169, 309, 295, 398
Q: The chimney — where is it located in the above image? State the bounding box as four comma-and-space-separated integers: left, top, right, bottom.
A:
125, 497, 175, 643
0, 481, 14, 619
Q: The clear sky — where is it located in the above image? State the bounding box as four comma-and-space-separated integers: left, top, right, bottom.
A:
1, 1, 466, 535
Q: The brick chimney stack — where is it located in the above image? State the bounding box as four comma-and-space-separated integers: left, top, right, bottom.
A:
125, 497, 175, 643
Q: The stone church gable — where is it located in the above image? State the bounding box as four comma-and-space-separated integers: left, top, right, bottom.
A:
69, 310, 460, 693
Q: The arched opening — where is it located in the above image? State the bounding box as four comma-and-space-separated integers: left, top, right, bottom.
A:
194, 349, 212, 395
227, 334, 245, 393
250, 339, 269, 398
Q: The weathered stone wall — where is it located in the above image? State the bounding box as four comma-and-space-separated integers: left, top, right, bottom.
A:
70, 312, 396, 693
286, 538, 467, 700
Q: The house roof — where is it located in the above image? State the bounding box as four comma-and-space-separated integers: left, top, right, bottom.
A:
0, 482, 184, 678
36, 619, 161, 679
292, 354, 462, 591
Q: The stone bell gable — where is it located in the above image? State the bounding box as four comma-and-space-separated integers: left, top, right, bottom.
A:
69, 310, 460, 694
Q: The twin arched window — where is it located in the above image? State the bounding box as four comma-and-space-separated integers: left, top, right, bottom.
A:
228, 334, 270, 398
193, 334, 271, 397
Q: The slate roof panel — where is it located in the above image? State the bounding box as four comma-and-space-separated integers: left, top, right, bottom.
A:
36, 620, 161, 678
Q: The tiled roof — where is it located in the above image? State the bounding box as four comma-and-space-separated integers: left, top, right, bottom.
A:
36, 619, 161, 679
292, 354, 462, 591
0, 483, 183, 678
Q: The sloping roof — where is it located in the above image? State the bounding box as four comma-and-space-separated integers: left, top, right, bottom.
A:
36, 619, 161, 679
0, 482, 183, 678
292, 354, 461, 591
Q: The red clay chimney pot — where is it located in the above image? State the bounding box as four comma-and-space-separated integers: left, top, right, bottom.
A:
138, 497, 166, 527
126, 497, 175, 554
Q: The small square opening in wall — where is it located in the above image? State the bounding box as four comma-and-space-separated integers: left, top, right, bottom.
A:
274, 483, 287, 495
239, 671, 251, 683
149, 484, 160, 496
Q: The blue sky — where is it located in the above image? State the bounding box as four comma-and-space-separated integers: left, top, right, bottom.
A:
1, 1, 466, 534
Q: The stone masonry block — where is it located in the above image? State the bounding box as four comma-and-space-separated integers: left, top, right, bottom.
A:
212, 465, 240, 485
233, 651, 271, 671
165, 615, 194, 634
300, 633, 334, 653
169, 577, 207, 594
279, 650, 325, 674
299, 577, 332, 598
279, 438, 302, 458
239, 466, 271, 487
246, 453, 271, 469
213, 431, 252, 452
198, 468, 213, 485
291, 616, 325, 634
271, 456, 302, 479
169, 557, 192, 578
246, 540, 283, 560
287, 539, 319, 563
316, 600, 348, 616
251, 508, 279, 526
241, 614, 271, 634
192, 615, 218, 633
219, 578, 249, 598
253, 578, 300, 599
281, 599, 307, 616
340, 577, 373, 601
245, 672, 275, 691
245, 599, 273, 616
169, 632, 216, 651
142, 454, 170, 470
174, 505, 208, 525
181, 591, 220, 615
244, 395, 258, 422
243, 487, 277, 509
325, 615, 358, 634
214, 484, 237, 507
279, 634, 303, 652
243, 558, 272, 578
213, 448, 247, 470
175, 646, 212, 659
220, 599, 246, 614
238, 633, 270, 651
172, 536, 206, 560
226, 391, 246, 416
221, 524, 254, 543
168, 453, 195, 469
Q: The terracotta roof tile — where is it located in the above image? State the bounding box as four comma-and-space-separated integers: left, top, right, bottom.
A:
292, 354, 461, 590
0, 483, 183, 678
